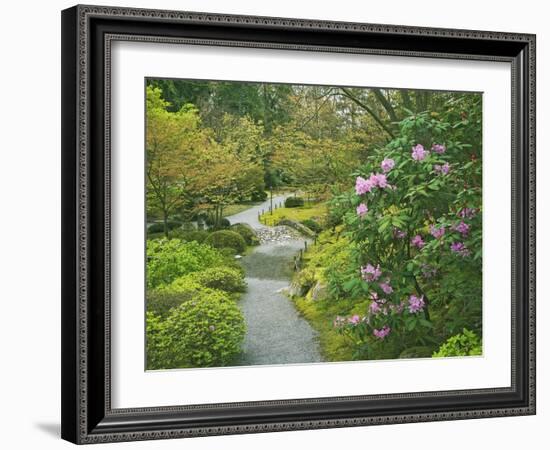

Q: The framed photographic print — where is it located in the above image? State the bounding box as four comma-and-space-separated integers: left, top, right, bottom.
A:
61, 4, 536, 444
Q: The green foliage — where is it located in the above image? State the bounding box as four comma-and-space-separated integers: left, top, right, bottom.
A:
300, 219, 322, 234
204, 230, 246, 254
216, 218, 231, 229
146, 289, 246, 369
251, 190, 268, 201
146, 86, 206, 231
170, 229, 209, 243
292, 296, 355, 362
331, 95, 482, 359
432, 329, 482, 357
147, 281, 203, 317
145, 79, 485, 367
285, 196, 305, 208
261, 202, 327, 226
180, 267, 246, 293
230, 223, 260, 246
146, 239, 223, 289
235, 165, 266, 203
145, 311, 167, 370
148, 221, 181, 234
204, 215, 231, 229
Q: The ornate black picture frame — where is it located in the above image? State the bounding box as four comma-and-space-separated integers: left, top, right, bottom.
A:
61, 4, 536, 444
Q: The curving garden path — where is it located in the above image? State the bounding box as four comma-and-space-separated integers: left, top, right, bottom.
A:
226, 195, 323, 366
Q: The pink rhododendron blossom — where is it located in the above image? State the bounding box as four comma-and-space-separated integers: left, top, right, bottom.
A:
379, 281, 393, 294
411, 144, 427, 161
381, 158, 395, 173
368, 173, 389, 189
348, 315, 361, 325
369, 301, 381, 314
408, 295, 425, 314
361, 264, 382, 282
450, 241, 470, 257
430, 224, 445, 239
434, 162, 450, 175
356, 203, 368, 217
453, 221, 470, 236
373, 325, 391, 339
432, 144, 446, 154
411, 234, 425, 248
355, 176, 375, 195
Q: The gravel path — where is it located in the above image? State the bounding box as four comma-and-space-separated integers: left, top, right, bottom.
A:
226, 194, 287, 229
225, 195, 323, 366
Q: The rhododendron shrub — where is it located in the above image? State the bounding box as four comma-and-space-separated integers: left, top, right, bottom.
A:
332, 96, 482, 359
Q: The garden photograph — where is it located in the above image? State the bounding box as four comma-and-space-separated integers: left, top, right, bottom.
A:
145, 77, 483, 371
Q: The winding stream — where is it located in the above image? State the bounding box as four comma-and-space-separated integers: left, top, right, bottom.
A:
226, 195, 323, 366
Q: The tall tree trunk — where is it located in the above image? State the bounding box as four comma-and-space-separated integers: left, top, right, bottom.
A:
163, 207, 169, 238
339, 88, 395, 139
372, 88, 398, 123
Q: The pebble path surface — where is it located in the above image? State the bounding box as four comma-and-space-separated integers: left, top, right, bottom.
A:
226, 195, 323, 366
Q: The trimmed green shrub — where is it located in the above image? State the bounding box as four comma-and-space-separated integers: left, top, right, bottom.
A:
230, 223, 260, 246
219, 247, 237, 257
147, 281, 203, 317
202, 214, 214, 226
192, 267, 246, 293
146, 289, 246, 369
148, 221, 181, 234
432, 329, 482, 357
146, 239, 222, 289
170, 229, 209, 243
203, 216, 230, 229
213, 218, 231, 229
284, 196, 305, 208
181, 222, 197, 231
251, 190, 268, 201
204, 230, 246, 254
301, 219, 322, 234
164, 267, 245, 295
222, 255, 246, 277
147, 231, 165, 241
145, 311, 166, 370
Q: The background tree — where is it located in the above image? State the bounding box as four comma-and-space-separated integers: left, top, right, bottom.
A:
146, 86, 208, 236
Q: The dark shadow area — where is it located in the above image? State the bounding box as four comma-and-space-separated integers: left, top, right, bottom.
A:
35, 422, 60, 438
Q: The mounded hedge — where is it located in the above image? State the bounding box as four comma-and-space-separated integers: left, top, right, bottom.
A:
284, 196, 305, 208
192, 267, 246, 293
148, 221, 182, 234
204, 230, 246, 254
146, 239, 222, 289
230, 223, 260, 246
300, 219, 322, 234
147, 280, 203, 317
204, 215, 231, 229
251, 190, 268, 201
165, 267, 246, 295
170, 229, 209, 243
146, 289, 246, 369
